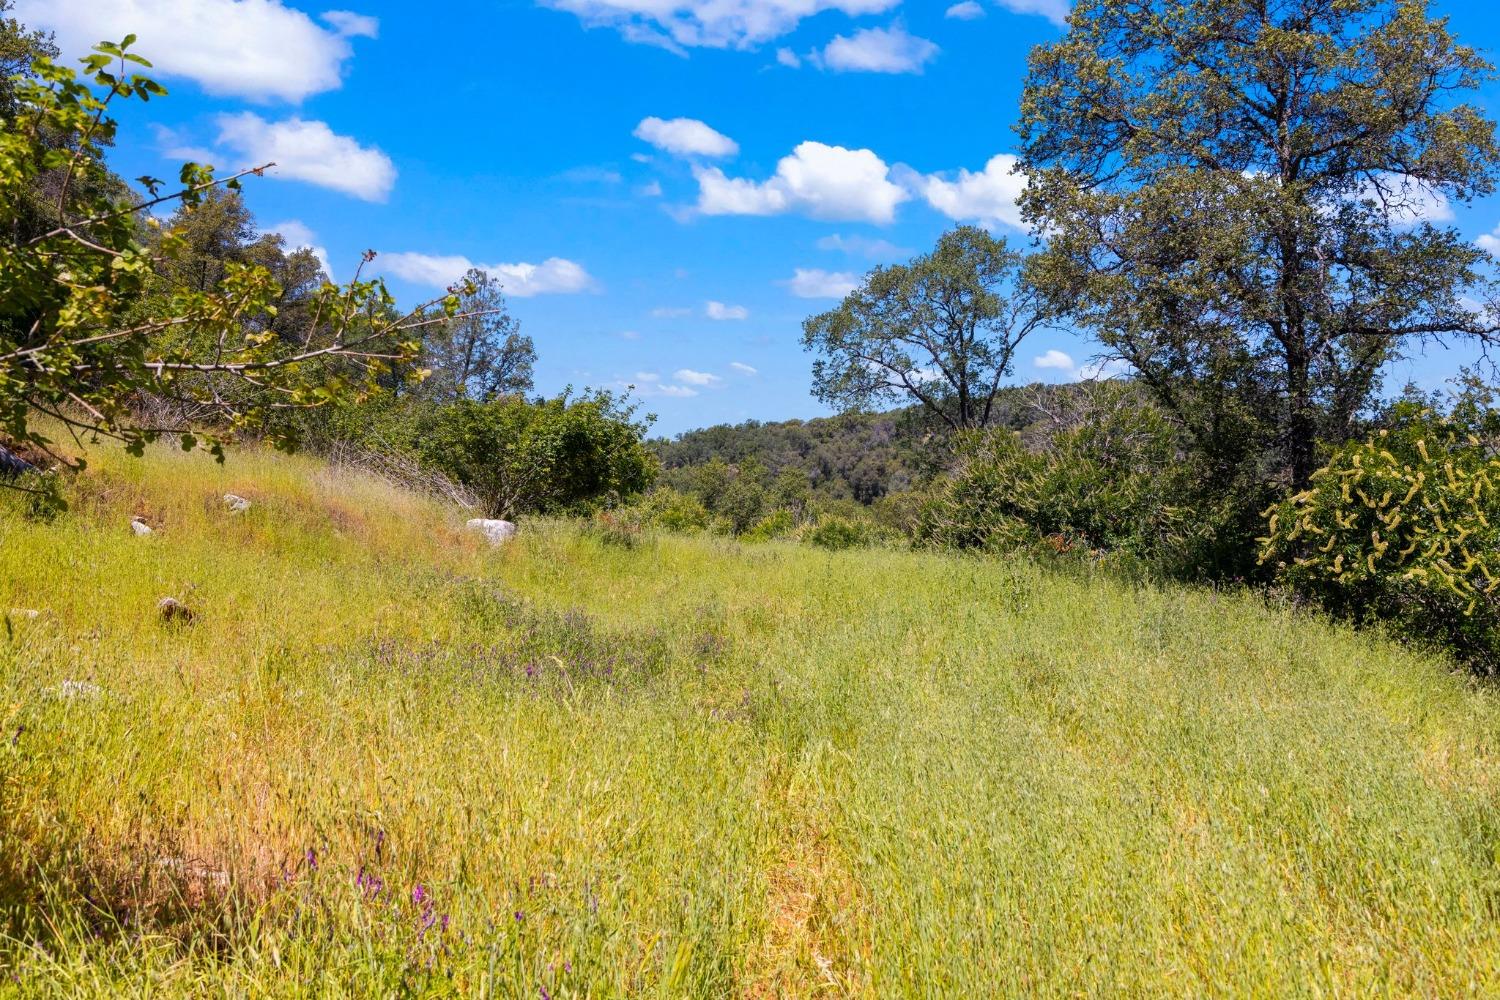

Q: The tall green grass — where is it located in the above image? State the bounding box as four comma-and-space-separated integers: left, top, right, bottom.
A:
1, 441, 1498, 996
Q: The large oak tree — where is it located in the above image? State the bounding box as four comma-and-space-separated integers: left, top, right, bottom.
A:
1017, 0, 1500, 489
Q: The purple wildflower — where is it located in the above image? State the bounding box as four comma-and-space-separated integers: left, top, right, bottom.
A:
355, 866, 384, 899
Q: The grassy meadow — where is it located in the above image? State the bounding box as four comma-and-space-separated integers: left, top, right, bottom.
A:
2, 442, 1500, 996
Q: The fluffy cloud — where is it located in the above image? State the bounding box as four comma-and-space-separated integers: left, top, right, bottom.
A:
674, 368, 723, 387
994, 0, 1069, 26
730, 361, 759, 376
1353, 174, 1454, 226
380, 253, 595, 297
630, 372, 700, 397
695, 141, 908, 224
214, 113, 396, 201
540, 0, 900, 51
266, 219, 332, 277
321, 10, 379, 37
1033, 349, 1131, 382
945, 1, 985, 18
817, 233, 907, 258
784, 268, 858, 299
706, 301, 749, 320
922, 153, 1026, 230
1033, 349, 1074, 371
16, 0, 372, 102
634, 117, 739, 158
821, 25, 938, 74
1478, 225, 1500, 256
776, 47, 801, 68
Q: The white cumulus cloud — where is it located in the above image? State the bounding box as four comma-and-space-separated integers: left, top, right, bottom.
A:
629, 372, 699, 397
776, 47, 801, 67
946, 1, 985, 19
821, 25, 938, 74
265, 219, 332, 277
706, 301, 749, 320
540, 0, 900, 51
1034, 349, 1073, 371
730, 361, 759, 376
214, 113, 396, 201
380, 253, 596, 297
922, 153, 1027, 230
321, 10, 379, 37
994, 0, 1069, 26
674, 368, 723, 387
17, 0, 372, 103
784, 268, 858, 299
1478, 225, 1500, 256
695, 141, 908, 224
634, 116, 739, 158
817, 233, 907, 259
1033, 349, 1131, 382
1353, 174, 1454, 226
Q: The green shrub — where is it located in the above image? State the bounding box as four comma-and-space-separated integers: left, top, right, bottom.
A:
806, 517, 871, 551
911, 384, 1259, 577
417, 392, 656, 519
636, 488, 711, 533
742, 509, 796, 542
1260, 401, 1500, 669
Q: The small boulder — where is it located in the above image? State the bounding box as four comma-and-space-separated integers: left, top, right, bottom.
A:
158, 596, 195, 625
57, 679, 104, 701
131, 516, 153, 536
466, 518, 517, 546
223, 493, 251, 514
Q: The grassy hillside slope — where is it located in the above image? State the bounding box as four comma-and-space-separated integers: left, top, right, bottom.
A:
2, 444, 1499, 996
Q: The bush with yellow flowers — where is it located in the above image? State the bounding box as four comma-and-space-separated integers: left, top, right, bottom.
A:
1260, 395, 1500, 671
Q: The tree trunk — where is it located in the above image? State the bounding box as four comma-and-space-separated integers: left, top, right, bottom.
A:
1286, 348, 1316, 491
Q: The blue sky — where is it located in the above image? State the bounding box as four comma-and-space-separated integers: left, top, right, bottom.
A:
17, 0, 1500, 436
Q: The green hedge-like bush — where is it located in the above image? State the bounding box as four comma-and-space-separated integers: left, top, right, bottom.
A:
1260, 402, 1500, 669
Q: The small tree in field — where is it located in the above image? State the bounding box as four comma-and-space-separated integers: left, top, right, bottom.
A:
0, 35, 469, 476
417, 392, 656, 519
802, 226, 1050, 431
418, 268, 536, 404
1017, 0, 1500, 491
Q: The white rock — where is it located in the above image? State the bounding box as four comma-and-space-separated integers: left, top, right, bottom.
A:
466, 518, 517, 546
58, 679, 104, 700
223, 493, 251, 514
130, 517, 153, 536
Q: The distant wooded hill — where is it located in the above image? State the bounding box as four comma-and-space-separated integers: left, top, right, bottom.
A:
651, 383, 1085, 503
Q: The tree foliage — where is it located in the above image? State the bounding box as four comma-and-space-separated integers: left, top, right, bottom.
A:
0, 35, 465, 470
417, 391, 656, 519
1018, 0, 1500, 489
803, 226, 1050, 431
417, 268, 535, 404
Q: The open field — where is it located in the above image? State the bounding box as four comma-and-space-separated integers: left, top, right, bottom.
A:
2, 443, 1500, 996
